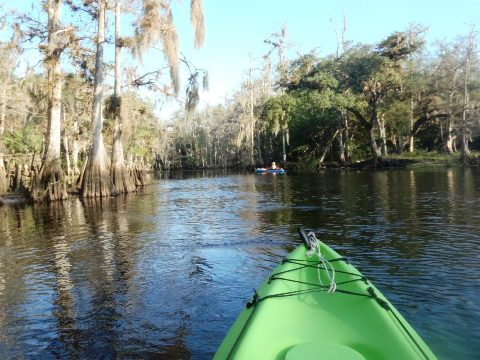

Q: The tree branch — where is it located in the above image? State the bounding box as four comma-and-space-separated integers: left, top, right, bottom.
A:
346, 106, 371, 129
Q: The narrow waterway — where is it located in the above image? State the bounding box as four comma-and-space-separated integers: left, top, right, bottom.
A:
0, 167, 478, 359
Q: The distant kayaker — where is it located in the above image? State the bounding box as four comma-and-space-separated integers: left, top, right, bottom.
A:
271, 162, 277, 169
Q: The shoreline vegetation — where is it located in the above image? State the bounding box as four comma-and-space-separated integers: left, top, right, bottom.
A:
321, 151, 480, 170
288, 152, 480, 173
0, 5, 479, 204
1, 151, 478, 207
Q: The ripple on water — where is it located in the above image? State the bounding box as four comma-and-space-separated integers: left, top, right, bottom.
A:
0, 169, 479, 359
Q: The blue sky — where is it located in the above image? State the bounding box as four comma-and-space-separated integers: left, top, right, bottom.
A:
176, 0, 479, 106
1, 0, 479, 117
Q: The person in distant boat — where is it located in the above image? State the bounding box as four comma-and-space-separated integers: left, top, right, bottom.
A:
271, 162, 277, 169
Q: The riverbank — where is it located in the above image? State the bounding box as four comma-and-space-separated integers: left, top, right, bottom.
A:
1, 152, 478, 206
293, 151, 480, 171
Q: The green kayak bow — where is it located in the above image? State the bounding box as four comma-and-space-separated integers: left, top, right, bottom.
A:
214, 228, 437, 360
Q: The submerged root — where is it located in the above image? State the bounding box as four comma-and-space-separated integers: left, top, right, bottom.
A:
131, 164, 150, 187
30, 162, 68, 202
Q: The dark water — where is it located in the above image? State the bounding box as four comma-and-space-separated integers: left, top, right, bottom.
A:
0, 167, 479, 359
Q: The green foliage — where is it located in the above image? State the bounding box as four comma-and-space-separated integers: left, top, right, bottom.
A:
289, 144, 311, 162
260, 94, 296, 136
289, 92, 338, 150
2, 122, 43, 155
385, 101, 411, 136
254, 26, 442, 165
415, 122, 443, 151
337, 46, 384, 91
347, 135, 371, 162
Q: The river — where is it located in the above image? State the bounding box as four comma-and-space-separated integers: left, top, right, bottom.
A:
0, 167, 479, 359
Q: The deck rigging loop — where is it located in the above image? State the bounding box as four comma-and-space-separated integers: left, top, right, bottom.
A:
305, 231, 337, 292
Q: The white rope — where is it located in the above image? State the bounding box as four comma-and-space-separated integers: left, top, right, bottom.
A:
306, 232, 336, 292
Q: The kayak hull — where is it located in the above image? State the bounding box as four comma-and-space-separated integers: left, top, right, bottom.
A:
214, 236, 436, 360
255, 168, 286, 174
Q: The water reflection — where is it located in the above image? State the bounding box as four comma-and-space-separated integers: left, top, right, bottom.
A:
0, 168, 479, 359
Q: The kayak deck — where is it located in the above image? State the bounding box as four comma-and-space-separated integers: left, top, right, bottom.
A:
214, 234, 436, 360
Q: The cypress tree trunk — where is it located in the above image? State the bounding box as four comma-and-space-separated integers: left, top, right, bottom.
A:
377, 114, 388, 156
408, 98, 414, 153
0, 81, 6, 194
72, 119, 80, 176
343, 115, 350, 161
338, 120, 345, 163
444, 115, 455, 154
31, 0, 67, 202
319, 129, 340, 164
338, 110, 348, 163
111, 0, 135, 195
0, 153, 6, 195
80, 0, 111, 198
63, 133, 71, 180
460, 29, 473, 162
0, 75, 6, 135
13, 162, 21, 192
370, 106, 382, 159
369, 126, 381, 159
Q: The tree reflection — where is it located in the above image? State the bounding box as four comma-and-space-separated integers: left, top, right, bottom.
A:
0, 169, 478, 359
